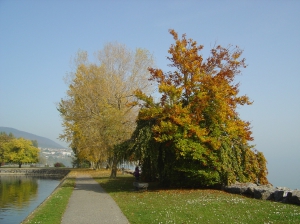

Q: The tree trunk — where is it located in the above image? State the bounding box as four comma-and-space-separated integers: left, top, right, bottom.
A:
19, 163, 22, 168
110, 157, 118, 178
96, 161, 101, 170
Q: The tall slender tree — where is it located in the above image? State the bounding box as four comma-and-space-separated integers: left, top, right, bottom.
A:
58, 43, 154, 176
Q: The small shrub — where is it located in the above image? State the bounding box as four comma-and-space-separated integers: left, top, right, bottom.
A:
54, 162, 65, 167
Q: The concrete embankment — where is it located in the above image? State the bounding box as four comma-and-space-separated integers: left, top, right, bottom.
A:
0, 168, 70, 177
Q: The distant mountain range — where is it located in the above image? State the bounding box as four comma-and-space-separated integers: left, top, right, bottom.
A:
0, 127, 65, 149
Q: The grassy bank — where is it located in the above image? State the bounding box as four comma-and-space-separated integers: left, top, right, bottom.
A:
21, 171, 76, 224
23, 170, 300, 223
92, 171, 300, 224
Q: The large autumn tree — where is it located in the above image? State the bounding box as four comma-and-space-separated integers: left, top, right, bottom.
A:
58, 43, 154, 176
132, 30, 268, 187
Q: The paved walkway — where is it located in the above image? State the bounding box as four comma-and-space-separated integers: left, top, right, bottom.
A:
61, 175, 129, 224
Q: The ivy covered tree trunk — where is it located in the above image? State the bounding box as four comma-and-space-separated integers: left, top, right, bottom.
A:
157, 145, 167, 186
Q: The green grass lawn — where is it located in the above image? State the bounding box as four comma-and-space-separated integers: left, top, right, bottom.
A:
93, 173, 300, 224
23, 170, 300, 224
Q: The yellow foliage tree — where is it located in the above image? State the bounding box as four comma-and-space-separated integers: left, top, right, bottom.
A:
4, 138, 39, 168
58, 43, 154, 175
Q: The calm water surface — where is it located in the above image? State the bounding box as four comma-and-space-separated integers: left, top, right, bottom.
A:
0, 175, 61, 224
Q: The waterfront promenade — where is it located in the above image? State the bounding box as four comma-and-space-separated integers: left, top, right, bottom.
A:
61, 174, 129, 224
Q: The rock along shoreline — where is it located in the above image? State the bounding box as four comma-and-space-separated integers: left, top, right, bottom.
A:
224, 182, 300, 206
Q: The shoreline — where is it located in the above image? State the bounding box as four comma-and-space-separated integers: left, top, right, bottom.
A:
21, 170, 76, 223
0, 167, 71, 177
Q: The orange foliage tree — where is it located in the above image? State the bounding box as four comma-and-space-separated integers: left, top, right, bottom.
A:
133, 30, 268, 187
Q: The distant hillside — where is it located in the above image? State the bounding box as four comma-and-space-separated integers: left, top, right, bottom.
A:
0, 127, 65, 149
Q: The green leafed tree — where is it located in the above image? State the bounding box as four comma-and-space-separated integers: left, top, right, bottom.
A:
3, 138, 39, 168
132, 30, 268, 187
58, 43, 154, 177
0, 132, 15, 166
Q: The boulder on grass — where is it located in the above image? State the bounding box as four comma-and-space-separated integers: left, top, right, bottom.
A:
253, 185, 275, 200
224, 182, 257, 196
273, 187, 292, 202
286, 190, 300, 205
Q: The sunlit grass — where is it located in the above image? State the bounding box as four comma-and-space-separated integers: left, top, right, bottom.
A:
93, 171, 300, 224
23, 169, 300, 224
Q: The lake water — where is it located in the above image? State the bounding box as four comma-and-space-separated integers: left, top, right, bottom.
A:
0, 175, 61, 224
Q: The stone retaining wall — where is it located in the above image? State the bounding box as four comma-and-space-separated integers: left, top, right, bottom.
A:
224, 182, 300, 206
0, 168, 70, 177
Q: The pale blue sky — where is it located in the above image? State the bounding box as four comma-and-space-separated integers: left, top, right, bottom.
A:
1, 1, 299, 189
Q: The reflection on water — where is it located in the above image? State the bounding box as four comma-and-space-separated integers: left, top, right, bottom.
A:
0, 176, 38, 209
0, 175, 60, 224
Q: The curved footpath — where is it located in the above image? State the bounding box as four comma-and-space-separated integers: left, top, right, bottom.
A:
61, 174, 129, 224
